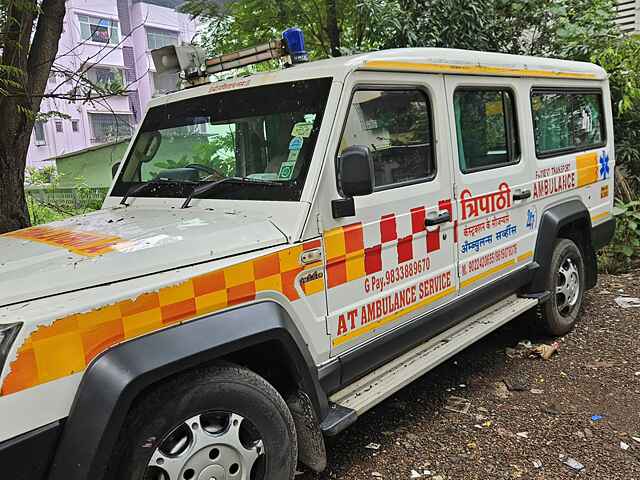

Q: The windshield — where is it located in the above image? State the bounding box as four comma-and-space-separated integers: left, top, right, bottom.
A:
111, 78, 332, 201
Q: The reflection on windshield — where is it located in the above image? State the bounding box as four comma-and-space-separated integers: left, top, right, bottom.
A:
112, 78, 332, 202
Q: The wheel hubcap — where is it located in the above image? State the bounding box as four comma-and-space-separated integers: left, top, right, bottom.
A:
556, 257, 580, 316
146, 412, 264, 480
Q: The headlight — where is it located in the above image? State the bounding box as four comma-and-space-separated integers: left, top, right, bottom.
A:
0, 323, 22, 375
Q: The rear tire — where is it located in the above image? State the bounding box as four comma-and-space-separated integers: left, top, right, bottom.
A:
538, 238, 585, 336
110, 364, 298, 480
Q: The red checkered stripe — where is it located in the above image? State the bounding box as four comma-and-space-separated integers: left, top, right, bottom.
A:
324, 200, 453, 288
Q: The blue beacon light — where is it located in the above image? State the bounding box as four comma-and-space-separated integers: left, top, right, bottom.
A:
282, 27, 309, 64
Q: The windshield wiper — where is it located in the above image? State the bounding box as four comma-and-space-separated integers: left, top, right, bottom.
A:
120, 178, 195, 206
181, 177, 280, 209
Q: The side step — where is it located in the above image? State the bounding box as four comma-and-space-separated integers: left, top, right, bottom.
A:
329, 295, 538, 416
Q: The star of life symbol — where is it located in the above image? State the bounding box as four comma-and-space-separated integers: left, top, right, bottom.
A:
526, 208, 536, 231
599, 151, 610, 180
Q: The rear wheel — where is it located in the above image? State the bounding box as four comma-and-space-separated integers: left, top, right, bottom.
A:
538, 238, 585, 336
111, 364, 298, 480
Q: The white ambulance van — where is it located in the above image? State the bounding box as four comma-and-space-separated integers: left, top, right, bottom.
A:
0, 30, 615, 480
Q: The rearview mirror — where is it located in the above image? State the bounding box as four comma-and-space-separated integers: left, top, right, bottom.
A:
336, 145, 374, 197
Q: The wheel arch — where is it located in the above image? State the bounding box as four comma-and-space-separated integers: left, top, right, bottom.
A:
526, 199, 597, 294
47, 301, 327, 480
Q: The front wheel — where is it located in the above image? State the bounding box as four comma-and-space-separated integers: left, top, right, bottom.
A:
538, 238, 585, 336
111, 364, 298, 480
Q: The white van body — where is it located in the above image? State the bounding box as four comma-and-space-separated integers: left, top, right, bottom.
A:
0, 49, 615, 480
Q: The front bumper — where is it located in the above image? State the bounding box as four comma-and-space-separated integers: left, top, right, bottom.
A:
0, 420, 63, 480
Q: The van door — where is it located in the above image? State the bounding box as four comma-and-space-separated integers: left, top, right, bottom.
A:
322, 72, 458, 356
445, 76, 536, 295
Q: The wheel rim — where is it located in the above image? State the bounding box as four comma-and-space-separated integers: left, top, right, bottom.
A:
555, 256, 580, 317
145, 411, 265, 480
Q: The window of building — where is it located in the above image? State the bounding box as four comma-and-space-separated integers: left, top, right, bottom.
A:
72, 120, 80, 132
339, 89, 435, 189
152, 71, 179, 95
78, 15, 120, 44
34, 122, 46, 146
454, 88, 520, 173
55, 120, 63, 133
89, 113, 132, 144
86, 66, 124, 90
146, 27, 179, 50
531, 89, 605, 157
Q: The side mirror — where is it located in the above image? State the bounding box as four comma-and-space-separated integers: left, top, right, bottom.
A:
333, 145, 374, 218
337, 145, 374, 197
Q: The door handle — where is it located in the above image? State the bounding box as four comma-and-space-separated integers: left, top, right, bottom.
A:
425, 210, 451, 227
513, 189, 531, 201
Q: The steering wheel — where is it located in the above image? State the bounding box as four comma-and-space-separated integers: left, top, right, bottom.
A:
183, 163, 226, 180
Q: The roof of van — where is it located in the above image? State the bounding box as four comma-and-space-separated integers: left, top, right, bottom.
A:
152, 48, 606, 108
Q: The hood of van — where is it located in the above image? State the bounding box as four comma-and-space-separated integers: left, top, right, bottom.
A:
0, 208, 288, 307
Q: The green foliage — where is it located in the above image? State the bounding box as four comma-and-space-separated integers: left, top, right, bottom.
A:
25, 166, 105, 225
187, 0, 404, 58
150, 130, 236, 177
599, 201, 640, 273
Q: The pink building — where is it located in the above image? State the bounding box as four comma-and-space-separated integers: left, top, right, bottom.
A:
27, 0, 198, 167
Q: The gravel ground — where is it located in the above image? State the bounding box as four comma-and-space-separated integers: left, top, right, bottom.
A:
299, 271, 640, 480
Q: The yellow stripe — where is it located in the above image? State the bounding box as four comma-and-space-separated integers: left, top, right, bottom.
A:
591, 211, 609, 223
517, 251, 533, 263
461, 259, 516, 289
361, 60, 598, 80
332, 286, 456, 347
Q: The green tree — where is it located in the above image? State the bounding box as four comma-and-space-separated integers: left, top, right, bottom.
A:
183, 0, 404, 58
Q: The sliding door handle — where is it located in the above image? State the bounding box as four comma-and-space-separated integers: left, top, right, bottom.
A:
513, 189, 531, 201
425, 210, 451, 227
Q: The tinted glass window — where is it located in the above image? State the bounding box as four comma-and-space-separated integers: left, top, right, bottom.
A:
531, 90, 604, 156
340, 89, 435, 189
454, 89, 519, 172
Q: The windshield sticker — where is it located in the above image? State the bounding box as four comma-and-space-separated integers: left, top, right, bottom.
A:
278, 161, 296, 180
2, 226, 123, 257
287, 149, 300, 163
289, 136, 304, 151
291, 122, 313, 138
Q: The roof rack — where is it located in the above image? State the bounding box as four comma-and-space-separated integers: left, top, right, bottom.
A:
151, 27, 309, 89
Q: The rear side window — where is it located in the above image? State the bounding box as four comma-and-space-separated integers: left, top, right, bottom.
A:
454, 89, 520, 173
531, 89, 605, 157
339, 89, 435, 189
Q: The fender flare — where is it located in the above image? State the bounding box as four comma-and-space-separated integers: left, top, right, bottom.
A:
526, 200, 596, 294
48, 301, 327, 480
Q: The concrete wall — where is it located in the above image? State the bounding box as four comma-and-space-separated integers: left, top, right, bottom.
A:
55, 141, 129, 188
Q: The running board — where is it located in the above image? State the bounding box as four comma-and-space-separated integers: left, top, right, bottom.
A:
329, 295, 538, 416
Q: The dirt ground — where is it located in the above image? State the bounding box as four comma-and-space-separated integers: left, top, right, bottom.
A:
299, 271, 640, 480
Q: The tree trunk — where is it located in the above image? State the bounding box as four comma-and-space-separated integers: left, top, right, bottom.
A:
326, 0, 341, 57
0, 0, 66, 234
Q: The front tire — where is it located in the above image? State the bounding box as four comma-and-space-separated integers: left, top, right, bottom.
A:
110, 364, 298, 480
538, 238, 585, 336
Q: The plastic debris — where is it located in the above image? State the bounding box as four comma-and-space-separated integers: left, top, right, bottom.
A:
365, 442, 381, 450
620, 441, 630, 450
632, 436, 640, 444
614, 296, 640, 309
410, 469, 432, 478
533, 341, 560, 360
444, 396, 471, 414
532, 460, 543, 469
591, 415, 603, 422
506, 340, 559, 360
530, 388, 544, 394
516, 431, 529, 438
560, 455, 585, 471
